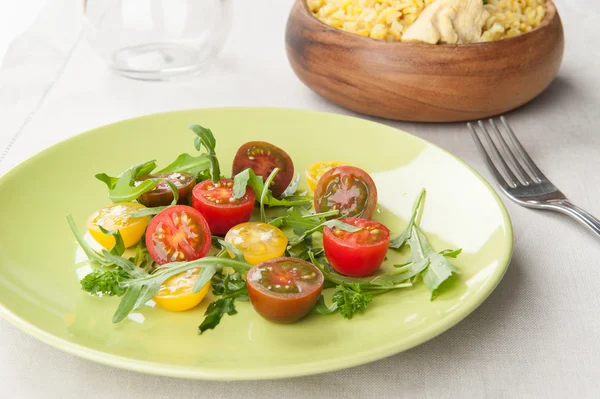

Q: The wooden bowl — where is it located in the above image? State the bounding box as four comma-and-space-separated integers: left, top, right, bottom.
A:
285, 0, 564, 122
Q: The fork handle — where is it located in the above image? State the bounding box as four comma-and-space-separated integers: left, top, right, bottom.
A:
551, 200, 600, 238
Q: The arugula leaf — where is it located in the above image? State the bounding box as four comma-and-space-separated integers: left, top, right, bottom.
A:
409, 227, 459, 299
101, 250, 149, 279
389, 189, 426, 249
440, 248, 462, 258
308, 251, 412, 290
288, 218, 362, 246
310, 295, 337, 315
112, 285, 144, 323
97, 226, 125, 256
281, 173, 301, 197
155, 153, 211, 176
387, 189, 460, 299
192, 264, 218, 293
95, 160, 158, 203
198, 272, 248, 334
217, 239, 245, 262
188, 124, 220, 183
276, 207, 338, 236
332, 284, 373, 319
128, 237, 155, 274
162, 179, 179, 205
233, 168, 312, 210
111, 256, 251, 323
198, 297, 237, 334
129, 206, 169, 218
67, 214, 111, 266
80, 267, 130, 296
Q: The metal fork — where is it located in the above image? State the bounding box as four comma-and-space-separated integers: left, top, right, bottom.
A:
468, 116, 600, 239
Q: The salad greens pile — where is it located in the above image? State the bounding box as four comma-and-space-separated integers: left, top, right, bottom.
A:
69, 123, 461, 334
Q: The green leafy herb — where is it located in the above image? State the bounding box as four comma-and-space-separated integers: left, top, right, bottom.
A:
155, 153, 211, 176
80, 267, 130, 296
233, 168, 312, 222
274, 207, 338, 235
310, 295, 336, 315
67, 214, 112, 266
308, 251, 412, 290
288, 218, 362, 246
310, 284, 373, 319
216, 239, 245, 262
95, 160, 158, 203
188, 124, 220, 184
129, 206, 169, 218
211, 272, 248, 299
388, 190, 461, 299
95, 226, 125, 257
281, 173, 301, 197
128, 237, 155, 274
389, 189, 426, 249
332, 283, 373, 319
440, 248, 462, 258
198, 272, 248, 334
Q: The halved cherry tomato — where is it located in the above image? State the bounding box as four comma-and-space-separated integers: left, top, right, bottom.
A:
246, 257, 324, 323
153, 268, 211, 312
87, 202, 148, 249
136, 172, 195, 207
305, 161, 349, 192
314, 165, 378, 219
224, 222, 288, 265
231, 141, 294, 197
323, 218, 390, 277
192, 179, 255, 236
145, 205, 211, 265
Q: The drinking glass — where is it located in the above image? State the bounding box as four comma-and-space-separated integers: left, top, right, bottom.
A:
83, 0, 232, 80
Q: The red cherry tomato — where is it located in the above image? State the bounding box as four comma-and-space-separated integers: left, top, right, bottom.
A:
231, 141, 294, 197
191, 178, 255, 236
145, 205, 212, 265
314, 166, 378, 220
322, 218, 390, 277
246, 257, 324, 324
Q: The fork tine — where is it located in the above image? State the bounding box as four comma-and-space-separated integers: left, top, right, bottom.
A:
477, 120, 520, 187
500, 116, 546, 183
489, 118, 533, 185
468, 122, 515, 191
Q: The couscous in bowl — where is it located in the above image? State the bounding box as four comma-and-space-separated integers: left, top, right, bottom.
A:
285, 0, 564, 122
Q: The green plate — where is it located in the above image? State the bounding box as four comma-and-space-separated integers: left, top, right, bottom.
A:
0, 108, 512, 380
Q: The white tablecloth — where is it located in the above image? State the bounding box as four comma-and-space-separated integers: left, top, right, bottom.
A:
1, 0, 599, 397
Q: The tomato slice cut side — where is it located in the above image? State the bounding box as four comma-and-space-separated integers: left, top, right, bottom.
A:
314, 165, 378, 219
136, 172, 195, 207
224, 222, 288, 265
192, 179, 256, 236
153, 268, 211, 311
146, 205, 212, 265
305, 161, 349, 192
323, 218, 390, 277
246, 257, 324, 324
231, 141, 294, 197
87, 202, 148, 249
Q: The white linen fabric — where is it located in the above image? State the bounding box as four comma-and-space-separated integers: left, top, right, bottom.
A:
1, 0, 599, 397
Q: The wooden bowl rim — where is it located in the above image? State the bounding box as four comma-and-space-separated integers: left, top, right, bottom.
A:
296, 0, 559, 48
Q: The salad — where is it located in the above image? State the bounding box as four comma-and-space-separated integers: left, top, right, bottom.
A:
68, 124, 461, 334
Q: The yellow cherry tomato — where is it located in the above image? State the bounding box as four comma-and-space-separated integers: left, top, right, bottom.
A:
87, 203, 148, 249
153, 268, 211, 312
224, 222, 288, 265
305, 161, 349, 192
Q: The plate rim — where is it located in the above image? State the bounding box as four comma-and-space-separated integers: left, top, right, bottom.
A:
0, 107, 513, 380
